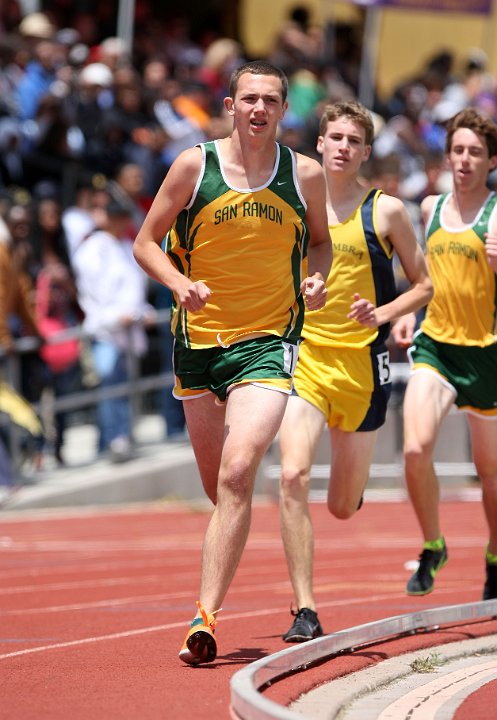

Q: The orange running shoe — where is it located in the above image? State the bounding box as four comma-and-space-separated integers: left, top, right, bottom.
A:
178, 601, 220, 665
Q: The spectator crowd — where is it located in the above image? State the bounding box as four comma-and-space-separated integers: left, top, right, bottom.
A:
1, 2, 497, 479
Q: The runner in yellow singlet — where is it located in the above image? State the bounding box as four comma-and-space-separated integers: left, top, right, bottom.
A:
399, 108, 497, 601
133, 61, 332, 665
278, 101, 432, 642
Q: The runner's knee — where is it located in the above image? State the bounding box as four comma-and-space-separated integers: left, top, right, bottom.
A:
217, 458, 256, 503
404, 440, 432, 474
280, 463, 311, 500
327, 495, 356, 520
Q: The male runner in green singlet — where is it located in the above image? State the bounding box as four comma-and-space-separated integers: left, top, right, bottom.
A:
400, 108, 497, 600
133, 61, 332, 664
278, 101, 433, 642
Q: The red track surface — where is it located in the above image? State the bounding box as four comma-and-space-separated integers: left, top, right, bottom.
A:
0, 496, 495, 719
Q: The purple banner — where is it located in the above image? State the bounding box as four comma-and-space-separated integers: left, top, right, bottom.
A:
354, 0, 492, 13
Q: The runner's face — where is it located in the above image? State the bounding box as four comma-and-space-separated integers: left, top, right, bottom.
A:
225, 73, 287, 137
448, 128, 497, 192
317, 117, 370, 175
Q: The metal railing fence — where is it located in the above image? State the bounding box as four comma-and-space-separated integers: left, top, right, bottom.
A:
0, 311, 174, 478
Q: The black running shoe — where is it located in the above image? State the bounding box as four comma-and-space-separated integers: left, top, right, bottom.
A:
406, 542, 448, 596
483, 562, 497, 601
282, 607, 323, 643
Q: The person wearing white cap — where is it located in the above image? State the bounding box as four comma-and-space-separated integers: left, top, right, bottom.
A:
79, 62, 114, 88
74, 62, 114, 151
18, 12, 56, 40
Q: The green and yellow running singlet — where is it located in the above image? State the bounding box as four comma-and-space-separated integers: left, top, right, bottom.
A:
166, 141, 309, 349
422, 192, 497, 347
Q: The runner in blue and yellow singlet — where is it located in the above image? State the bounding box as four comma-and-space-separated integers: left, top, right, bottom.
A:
134, 61, 332, 666
401, 108, 497, 601
278, 101, 432, 642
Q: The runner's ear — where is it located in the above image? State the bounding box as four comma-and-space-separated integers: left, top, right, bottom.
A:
224, 97, 235, 115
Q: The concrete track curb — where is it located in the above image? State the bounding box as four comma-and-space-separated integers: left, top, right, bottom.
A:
292, 634, 497, 719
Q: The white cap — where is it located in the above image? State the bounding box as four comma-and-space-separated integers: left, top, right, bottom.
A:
79, 62, 114, 87
18, 12, 56, 39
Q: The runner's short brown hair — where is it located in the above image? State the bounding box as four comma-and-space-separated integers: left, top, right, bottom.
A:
229, 61, 288, 103
319, 101, 375, 145
445, 108, 497, 157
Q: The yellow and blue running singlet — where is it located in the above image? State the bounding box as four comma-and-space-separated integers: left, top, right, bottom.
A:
422, 191, 497, 347
303, 188, 396, 349
165, 141, 309, 349
294, 188, 395, 431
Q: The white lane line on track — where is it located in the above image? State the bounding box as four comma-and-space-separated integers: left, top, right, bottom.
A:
376, 659, 497, 719
0, 559, 408, 594
0, 540, 206, 552
0, 542, 484, 586
2, 592, 190, 616
0, 592, 403, 660
0, 533, 486, 554
0, 491, 480, 526
0, 622, 187, 660
0, 504, 202, 524
2, 575, 167, 595
0, 556, 199, 580
1, 572, 483, 616
314, 536, 487, 550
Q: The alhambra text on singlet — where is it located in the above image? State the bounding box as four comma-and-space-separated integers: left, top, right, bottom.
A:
333, 241, 364, 260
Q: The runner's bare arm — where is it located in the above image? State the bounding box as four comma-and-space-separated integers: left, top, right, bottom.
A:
484, 210, 497, 273
390, 312, 417, 348
389, 194, 436, 346
371, 193, 432, 326
133, 147, 212, 312
295, 153, 332, 310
